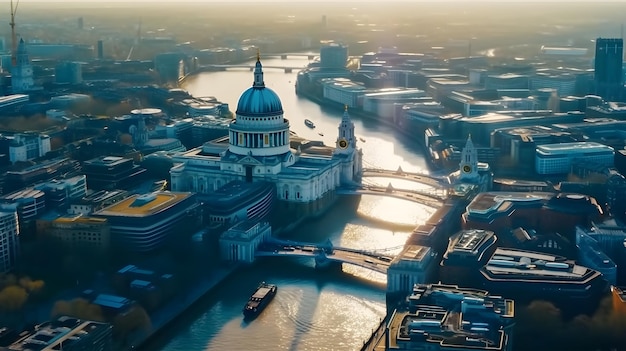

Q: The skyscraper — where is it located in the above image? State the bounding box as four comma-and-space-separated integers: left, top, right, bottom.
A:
595, 38, 623, 101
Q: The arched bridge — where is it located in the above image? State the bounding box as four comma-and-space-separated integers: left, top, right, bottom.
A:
256, 238, 394, 274
361, 167, 448, 188
337, 183, 446, 208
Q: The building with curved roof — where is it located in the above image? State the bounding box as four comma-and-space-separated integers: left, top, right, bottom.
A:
93, 191, 199, 252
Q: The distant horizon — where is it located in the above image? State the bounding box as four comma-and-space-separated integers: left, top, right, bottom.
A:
19, 0, 626, 2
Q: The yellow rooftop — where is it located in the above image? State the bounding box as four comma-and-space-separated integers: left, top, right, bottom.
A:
96, 192, 191, 217
54, 216, 107, 224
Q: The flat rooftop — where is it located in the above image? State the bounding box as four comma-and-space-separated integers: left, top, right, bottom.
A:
467, 192, 552, 215
450, 229, 494, 253
95, 192, 191, 217
536, 141, 614, 155
84, 155, 131, 167
7, 316, 110, 351
484, 248, 589, 279
388, 283, 514, 351
399, 245, 430, 261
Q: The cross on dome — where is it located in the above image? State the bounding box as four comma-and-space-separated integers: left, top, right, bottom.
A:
253, 49, 265, 88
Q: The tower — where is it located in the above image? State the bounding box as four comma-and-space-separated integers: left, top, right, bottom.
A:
458, 135, 479, 182
594, 38, 623, 101
335, 106, 362, 183
11, 38, 34, 93
335, 105, 356, 154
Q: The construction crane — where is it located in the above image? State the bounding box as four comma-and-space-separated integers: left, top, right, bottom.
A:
9, 0, 20, 67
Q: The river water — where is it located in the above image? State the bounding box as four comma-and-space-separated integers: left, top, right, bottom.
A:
151, 57, 433, 351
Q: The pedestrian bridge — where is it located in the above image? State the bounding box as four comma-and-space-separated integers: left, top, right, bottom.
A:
256, 238, 394, 274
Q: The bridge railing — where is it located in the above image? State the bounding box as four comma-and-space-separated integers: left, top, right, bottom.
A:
263, 237, 395, 259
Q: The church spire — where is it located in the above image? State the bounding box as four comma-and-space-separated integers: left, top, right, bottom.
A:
459, 134, 478, 181
342, 105, 351, 122
253, 48, 265, 88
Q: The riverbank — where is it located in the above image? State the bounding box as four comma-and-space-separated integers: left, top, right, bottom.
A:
132, 265, 240, 350
295, 88, 440, 170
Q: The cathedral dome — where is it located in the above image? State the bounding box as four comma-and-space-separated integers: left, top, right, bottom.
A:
235, 57, 283, 117
236, 86, 283, 117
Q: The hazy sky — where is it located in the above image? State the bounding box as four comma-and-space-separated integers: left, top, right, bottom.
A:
22, 0, 626, 2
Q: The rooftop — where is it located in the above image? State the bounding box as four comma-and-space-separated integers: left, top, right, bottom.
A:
399, 245, 431, 261
83, 155, 131, 167
484, 248, 591, 280
6, 316, 110, 351
467, 192, 552, 215
388, 283, 514, 351
94, 191, 191, 217
536, 142, 614, 155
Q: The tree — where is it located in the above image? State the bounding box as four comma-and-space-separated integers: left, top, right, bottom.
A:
112, 305, 151, 340
0, 286, 28, 311
0, 274, 17, 290
18, 277, 45, 294
51, 298, 105, 322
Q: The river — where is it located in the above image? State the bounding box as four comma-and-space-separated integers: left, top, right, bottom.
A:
149, 57, 434, 351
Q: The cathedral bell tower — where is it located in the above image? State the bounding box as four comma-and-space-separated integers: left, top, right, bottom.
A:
334, 105, 362, 184
459, 134, 479, 182
335, 105, 356, 154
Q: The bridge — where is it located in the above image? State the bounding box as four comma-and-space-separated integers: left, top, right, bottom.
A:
338, 183, 446, 208
196, 64, 302, 73
264, 52, 318, 60
256, 237, 394, 274
361, 166, 448, 188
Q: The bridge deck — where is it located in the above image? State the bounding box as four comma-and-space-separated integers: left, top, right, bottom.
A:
256, 243, 392, 274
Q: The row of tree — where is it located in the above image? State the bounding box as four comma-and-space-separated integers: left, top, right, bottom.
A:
0, 274, 45, 312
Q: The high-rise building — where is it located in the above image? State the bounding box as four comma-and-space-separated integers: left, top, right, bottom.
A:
97, 39, 104, 60
595, 38, 623, 100
320, 43, 348, 70
55, 61, 83, 84
0, 210, 19, 273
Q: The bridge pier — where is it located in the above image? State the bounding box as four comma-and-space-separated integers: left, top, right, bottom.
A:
314, 251, 340, 271
281, 54, 288, 59
284, 68, 293, 73
307, 55, 315, 60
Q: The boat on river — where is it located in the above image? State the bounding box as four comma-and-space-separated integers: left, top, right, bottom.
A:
243, 282, 277, 319
304, 119, 315, 128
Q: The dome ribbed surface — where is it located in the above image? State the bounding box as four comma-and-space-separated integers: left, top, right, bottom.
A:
236, 87, 283, 117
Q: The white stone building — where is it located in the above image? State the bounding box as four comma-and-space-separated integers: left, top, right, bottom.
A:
170, 55, 362, 202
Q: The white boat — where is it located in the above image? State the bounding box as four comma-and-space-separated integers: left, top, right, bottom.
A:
359, 137, 366, 142
304, 119, 315, 128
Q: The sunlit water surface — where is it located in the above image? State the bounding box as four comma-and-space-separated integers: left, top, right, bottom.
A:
152, 57, 433, 351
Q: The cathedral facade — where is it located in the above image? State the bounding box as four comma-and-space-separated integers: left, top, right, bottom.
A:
170, 56, 362, 203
